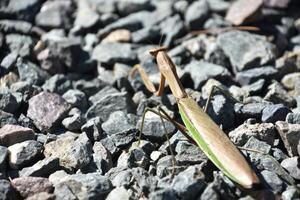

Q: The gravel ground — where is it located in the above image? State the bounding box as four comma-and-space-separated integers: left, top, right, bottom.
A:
0, 0, 300, 199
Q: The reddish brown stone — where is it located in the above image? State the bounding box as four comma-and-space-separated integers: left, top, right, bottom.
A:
0, 124, 35, 147
225, 0, 263, 25
11, 177, 53, 199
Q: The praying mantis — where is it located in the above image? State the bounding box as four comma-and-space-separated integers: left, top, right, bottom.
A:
131, 46, 260, 189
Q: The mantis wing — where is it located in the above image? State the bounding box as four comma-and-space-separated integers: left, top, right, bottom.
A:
178, 97, 259, 188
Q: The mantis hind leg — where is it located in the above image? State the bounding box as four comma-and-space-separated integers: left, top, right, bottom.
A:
138, 106, 177, 177
138, 106, 196, 178
203, 85, 242, 113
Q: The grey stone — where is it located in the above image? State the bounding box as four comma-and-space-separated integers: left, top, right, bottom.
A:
275, 121, 300, 157
264, 82, 295, 107
282, 186, 300, 200
261, 170, 283, 193
42, 74, 72, 95
106, 187, 130, 200
0, 111, 17, 128
35, 0, 73, 29
0, 92, 19, 114
100, 136, 120, 156
111, 129, 137, 148
199, 184, 219, 200
93, 141, 113, 173
206, 94, 235, 130
102, 111, 136, 136
74, 0, 100, 30
11, 177, 53, 199
0, 179, 20, 200
136, 110, 176, 142
281, 157, 300, 180
149, 188, 177, 200
130, 140, 156, 156
185, 0, 210, 30
17, 58, 49, 86
261, 104, 291, 123
0, 52, 18, 72
184, 60, 231, 89
229, 123, 276, 146
81, 117, 103, 142
0, 124, 35, 147
264, 0, 291, 8
171, 165, 206, 200
175, 140, 207, 165
19, 157, 60, 177
0, 20, 33, 35
62, 109, 85, 131
217, 31, 276, 72
156, 155, 175, 178
0, 146, 7, 178
117, 148, 149, 169
236, 66, 278, 86
86, 92, 135, 122
8, 140, 43, 169
62, 89, 88, 109
52, 172, 112, 200
235, 102, 271, 121
5, 34, 33, 58
286, 113, 300, 124
27, 92, 70, 132
160, 14, 185, 47
116, 0, 152, 16
44, 133, 92, 172
88, 86, 119, 103
92, 42, 137, 65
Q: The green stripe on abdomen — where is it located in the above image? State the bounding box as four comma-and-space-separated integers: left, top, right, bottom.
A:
178, 106, 239, 184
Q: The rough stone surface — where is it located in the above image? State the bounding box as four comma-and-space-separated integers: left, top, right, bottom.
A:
8, 140, 43, 169
0, 124, 35, 147
44, 133, 92, 172
27, 92, 70, 132
11, 177, 53, 199
50, 172, 113, 200
217, 31, 277, 72
275, 121, 300, 157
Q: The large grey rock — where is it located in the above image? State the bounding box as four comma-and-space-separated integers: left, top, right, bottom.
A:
35, 0, 73, 29
229, 123, 276, 146
275, 121, 300, 157
261, 104, 291, 123
102, 111, 136, 136
92, 43, 137, 65
261, 170, 283, 193
42, 74, 72, 95
19, 157, 60, 177
281, 157, 300, 180
236, 66, 278, 86
5, 34, 33, 58
8, 140, 43, 169
50, 172, 112, 200
171, 165, 206, 200
62, 89, 88, 109
184, 60, 231, 89
27, 92, 70, 132
0, 124, 35, 147
86, 92, 135, 122
264, 81, 295, 107
17, 58, 49, 86
217, 31, 277, 72
185, 0, 210, 30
